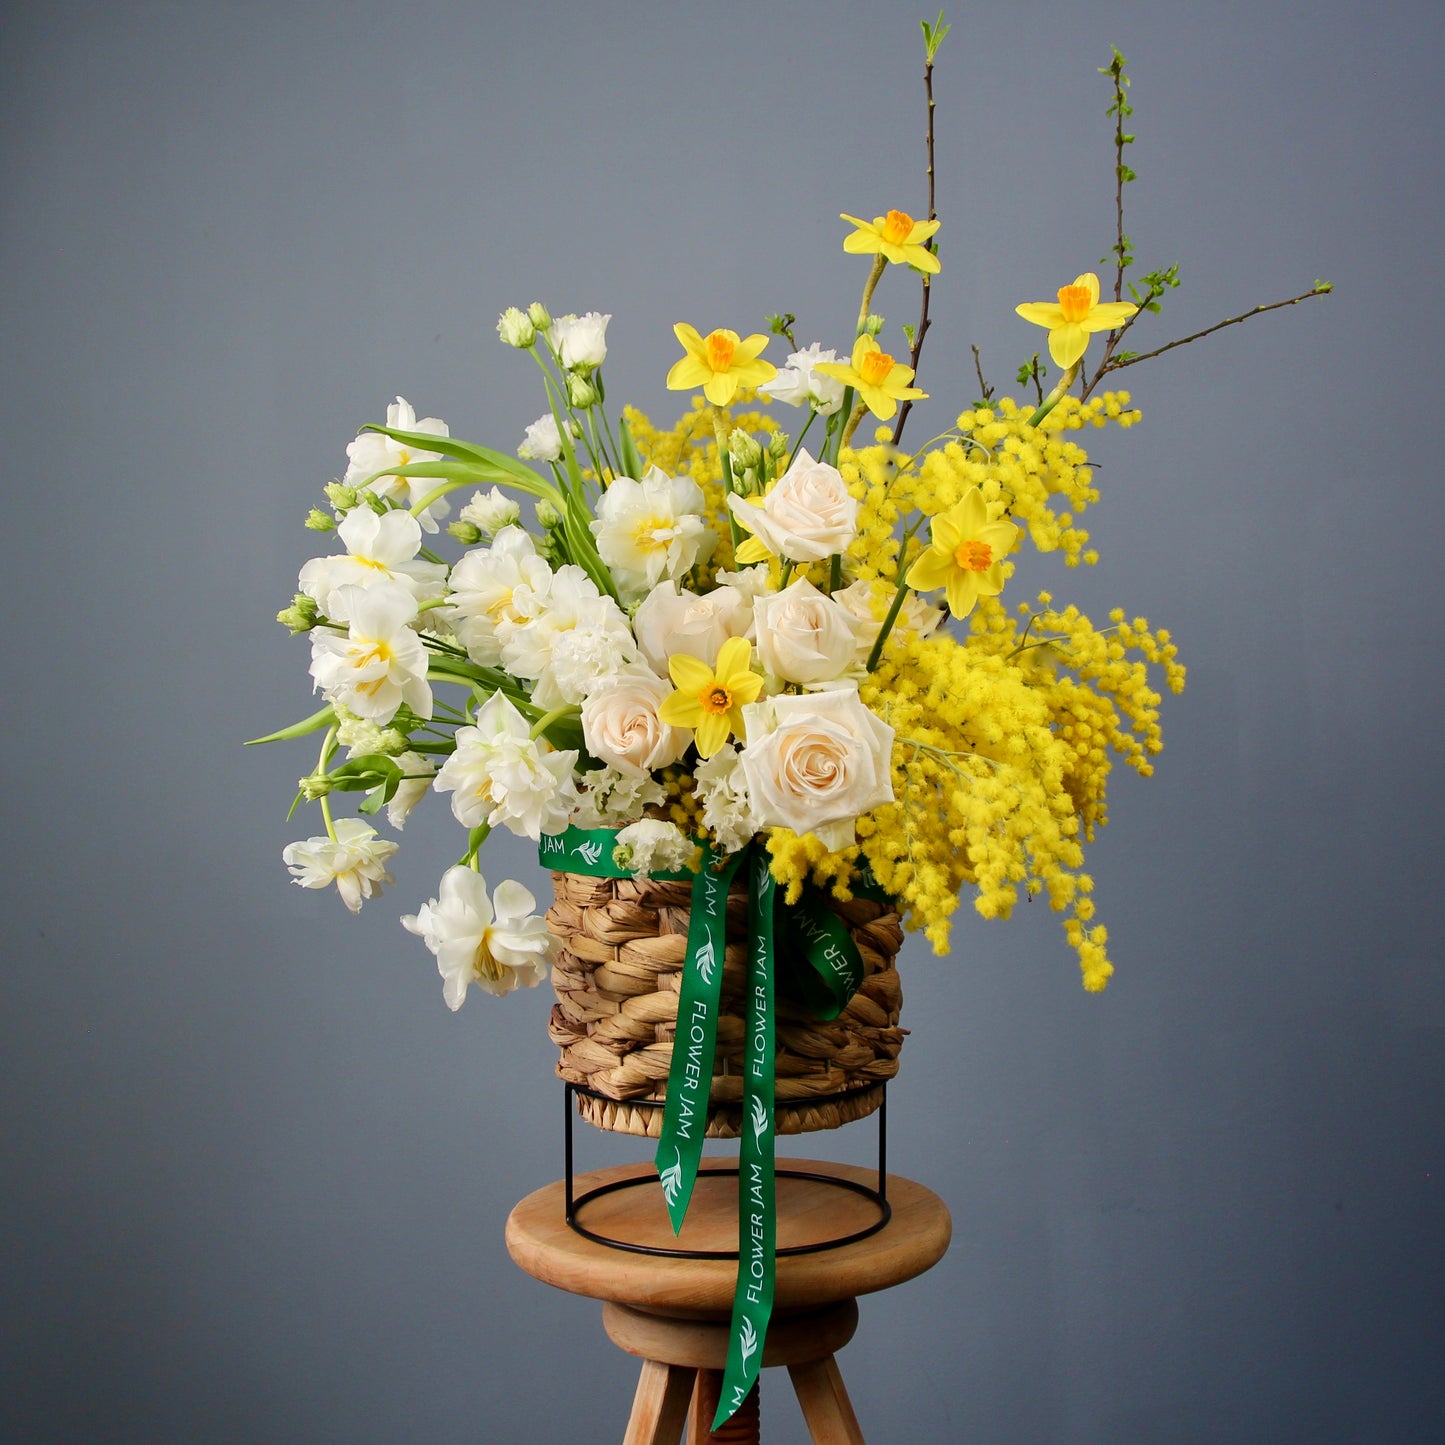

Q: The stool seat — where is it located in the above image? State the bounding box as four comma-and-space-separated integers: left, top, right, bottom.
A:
506, 1157, 952, 1317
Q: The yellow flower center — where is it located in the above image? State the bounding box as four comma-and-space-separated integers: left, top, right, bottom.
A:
700, 683, 733, 716
859, 349, 894, 387
704, 330, 737, 373
632, 514, 674, 552
881, 209, 915, 244
1057, 284, 1093, 322
954, 539, 994, 572
474, 930, 504, 982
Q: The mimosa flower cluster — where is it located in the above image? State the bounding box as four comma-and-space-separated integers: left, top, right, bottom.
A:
261, 215, 1184, 1006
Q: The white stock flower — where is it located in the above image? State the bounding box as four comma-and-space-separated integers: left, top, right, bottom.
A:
298, 507, 447, 615
581, 666, 690, 776
753, 578, 863, 685
832, 579, 944, 663
432, 691, 579, 840
386, 750, 435, 830
739, 686, 895, 851
342, 396, 452, 531
613, 820, 694, 877
694, 744, 762, 854
570, 767, 667, 829
402, 867, 554, 1008
446, 526, 553, 667
549, 312, 610, 371
498, 565, 638, 709
631, 581, 753, 675
517, 413, 563, 462
283, 817, 398, 914
459, 486, 522, 535
758, 343, 847, 416
726, 448, 858, 563
590, 466, 714, 601
309, 582, 432, 724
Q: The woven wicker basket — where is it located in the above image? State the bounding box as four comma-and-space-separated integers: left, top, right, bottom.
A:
545, 870, 906, 1138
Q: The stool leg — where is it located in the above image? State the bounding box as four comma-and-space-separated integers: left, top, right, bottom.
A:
624, 1358, 695, 1445
788, 1356, 865, 1445
688, 1371, 759, 1444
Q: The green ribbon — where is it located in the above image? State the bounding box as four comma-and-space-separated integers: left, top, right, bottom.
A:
539, 828, 880, 1429
654, 844, 749, 1232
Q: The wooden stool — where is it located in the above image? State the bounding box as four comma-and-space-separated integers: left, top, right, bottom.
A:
506, 1158, 951, 1444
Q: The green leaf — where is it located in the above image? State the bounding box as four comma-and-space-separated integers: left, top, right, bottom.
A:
246, 704, 336, 746
325, 754, 403, 793
617, 415, 645, 480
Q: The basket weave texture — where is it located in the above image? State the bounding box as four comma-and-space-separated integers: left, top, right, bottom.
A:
546, 870, 906, 1138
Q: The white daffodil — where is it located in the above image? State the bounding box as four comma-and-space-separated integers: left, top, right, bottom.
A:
517, 414, 564, 462
590, 465, 714, 601
458, 486, 522, 536
432, 691, 579, 840
342, 396, 452, 531
283, 817, 398, 913
309, 582, 432, 724
498, 565, 639, 709
445, 526, 554, 667
548, 312, 610, 371
386, 750, 435, 830
298, 507, 447, 616
402, 867, 554, 1008
758, 343, 847, 416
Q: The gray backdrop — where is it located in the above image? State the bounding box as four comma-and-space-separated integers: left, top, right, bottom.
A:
4, 1, 1442, 1441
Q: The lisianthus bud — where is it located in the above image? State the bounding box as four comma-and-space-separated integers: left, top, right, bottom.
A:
535, 500, 563, 529
305, 508, 336, 532
277, 593, 321, 634
767, 431, 789, 460
567, 373, 599, 408
728, 428, 762, 469
298, 772, 334, 801
863, 313, 885, 337
324, 481, 359, 511
448, 519, 484, 545
527, 301, 551, 330
497, 307, 535, 348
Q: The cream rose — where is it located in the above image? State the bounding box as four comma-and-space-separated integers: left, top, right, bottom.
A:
739, 686, 895, 850
753, 578, 862, 685
832, 579, 945, 664
580, 666, 690, 776
631, 581, 753, 674
726, 448, 858, 562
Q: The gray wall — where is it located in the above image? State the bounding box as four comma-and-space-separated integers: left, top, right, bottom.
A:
3, 1, 1441, 1441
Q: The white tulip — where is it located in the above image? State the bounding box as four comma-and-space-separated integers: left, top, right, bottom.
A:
283, 818, 398, 914
309, 582, 432, 724
342, 396, 452, 531
590, 465, 714, 601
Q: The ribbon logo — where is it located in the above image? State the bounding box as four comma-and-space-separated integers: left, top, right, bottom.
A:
659, 1147, 683, 1207
694, 937, 717, 985
575, 838, 603, 865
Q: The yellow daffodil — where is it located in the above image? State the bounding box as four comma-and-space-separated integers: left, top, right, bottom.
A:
1014, 272, 1138, 369
841, 209, 941, 273
905, 487, 1020, 619
665, 324, 776, 407
656, 635, 763, 758
815, 335, 927, 421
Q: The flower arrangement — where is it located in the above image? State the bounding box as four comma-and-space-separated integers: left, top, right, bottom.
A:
257, 32, 1328, 1003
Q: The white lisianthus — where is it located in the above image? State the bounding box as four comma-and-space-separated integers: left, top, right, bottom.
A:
402, 867, 554, 1008
726, 448, 858, 563
753, 578, 864, 686
309, 582, 432, 724
613, 820, 694, 877
433, 691, 579, 839
739, 686, 895, 851
832, 579, 944, 664
459, 486, 522, 535
517, 413, 563, 462
342, 396, 452, 531
283, 817, 398, 913
498, 565, 639, 709
590, 466, 714, 601
386, 750, 435, 830
694, 744, 763, 854
631, 580, 753, 675
758, 343, 847, 416
496, 307, 535, 349
446, 526, 553, 667
298, 507, 447, 615
580, 666, 690, 776
549, 312, 610, 371
570, 767, 667, 829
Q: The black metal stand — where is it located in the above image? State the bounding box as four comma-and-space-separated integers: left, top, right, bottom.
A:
562, 1081, 891, 1259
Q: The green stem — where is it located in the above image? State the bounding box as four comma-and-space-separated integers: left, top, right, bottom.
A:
529, 705, 579, 742
1026, 360, 1081, 427
856, 254, 887, 336
839, 399, 868, 452
316, 724, 340, 839
786, 409, 818, 470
